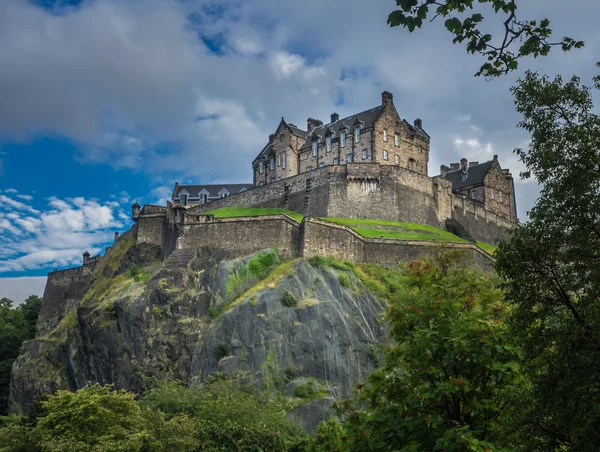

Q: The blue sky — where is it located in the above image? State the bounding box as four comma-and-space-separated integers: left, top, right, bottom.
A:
1, 0, 599, 303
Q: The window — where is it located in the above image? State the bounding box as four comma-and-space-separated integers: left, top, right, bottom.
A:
307, 166, 313, 172
362, 149, 368, 160
179, 193, 188, 206
270, 158, 275, 170
319, 162, 325, 168
355, 126, 361, 142
347, 154, 354, 163
394, 133, 399, 146
394, 154, 399, 165
491, 188, 495, 200
383, 129, 387, 142
470, 189, 477, 200
383, 150, 388, 161
326, 136, 332, 152
313, 141, 318, 157
499, 191, 503, 203
277, 153, 281, 167
200, 194, 207, 204
259, 162, 264, 174
283, 152, 287, 169
341, 131, 346, 147
333, 158, 339, 165
408, 158, 416, 171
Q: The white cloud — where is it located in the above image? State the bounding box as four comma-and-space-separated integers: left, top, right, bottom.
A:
16, 194, 33, 201
0, 193, 128, 273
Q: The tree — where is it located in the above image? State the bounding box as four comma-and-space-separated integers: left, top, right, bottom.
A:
29, 383, 197, 451
494, 72, 600, 450
387, 0, 584, 78
0, 294, 42, 415
141, 375, 307, 451
316, 258, 525, 451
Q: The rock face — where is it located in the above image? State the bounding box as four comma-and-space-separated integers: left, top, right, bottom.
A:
9, 230, 386, 431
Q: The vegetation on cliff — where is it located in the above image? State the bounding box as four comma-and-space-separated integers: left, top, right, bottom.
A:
0, 295, 41, 415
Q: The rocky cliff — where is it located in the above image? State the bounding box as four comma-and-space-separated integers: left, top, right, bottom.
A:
10, 227, 386, 431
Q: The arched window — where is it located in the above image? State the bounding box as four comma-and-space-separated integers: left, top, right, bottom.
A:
408, 158, 416, 171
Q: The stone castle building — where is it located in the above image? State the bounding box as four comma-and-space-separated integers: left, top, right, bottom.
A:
170, 90, 516, 230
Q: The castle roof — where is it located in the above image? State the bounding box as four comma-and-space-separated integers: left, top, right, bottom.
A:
440, 160, 494, 190
174, 184, 252, 199
287, 123, 307, 139
300, 105, 385, 149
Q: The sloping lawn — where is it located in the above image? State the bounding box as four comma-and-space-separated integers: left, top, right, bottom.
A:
477, 241, 498, 255
322, 218, 466, 243
202, 207, 304, 223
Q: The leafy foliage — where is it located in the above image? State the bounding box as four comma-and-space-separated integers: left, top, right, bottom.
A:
311, 256, 525, 451
495, 72, 600, 450
282, 289, 298, 307
0, 295, 42, 415
387, 0, 585, 78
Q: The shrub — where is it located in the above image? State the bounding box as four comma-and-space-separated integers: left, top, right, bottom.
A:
281, 290, 297, 307
152, 306, 165, 319
208, 306, 218, 318
215, 343, 231, 359
284, 365, 298, 382
295, 382, 316, 398
338, 273, 351, 288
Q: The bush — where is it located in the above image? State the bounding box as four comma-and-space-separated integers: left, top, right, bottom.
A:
281, 290, 297, 307
338, 273, 351, 288
215, 343, 231, 359
284, 365, 298, 382
295, 382, 316, 398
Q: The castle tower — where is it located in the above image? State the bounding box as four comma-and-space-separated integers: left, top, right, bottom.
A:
132, 202, 141, 222
82, 250, 90, 265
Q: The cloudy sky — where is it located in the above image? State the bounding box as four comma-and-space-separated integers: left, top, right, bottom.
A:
0, 0, 598, 303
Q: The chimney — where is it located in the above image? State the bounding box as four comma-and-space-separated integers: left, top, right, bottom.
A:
440, 164, 450, 177
450, 163, 460, 170
414, 118, 423, 129
382, 91, 394, 107
460, 157, 469, 172
114, 231, 119, 242
331, 112, 339, 123
307, 117, 323, 132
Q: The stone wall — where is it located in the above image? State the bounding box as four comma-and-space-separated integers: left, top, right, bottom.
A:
452, 196, 514, 243
176, 215, 302, 260
137, 205, 167, 247
302, 219, 493, 270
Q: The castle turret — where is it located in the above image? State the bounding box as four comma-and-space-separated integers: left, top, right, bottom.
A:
114, 231, 119, 242
83, 250, 90, 265
132, 201, 141, 222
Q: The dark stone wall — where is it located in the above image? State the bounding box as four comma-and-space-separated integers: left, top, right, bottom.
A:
177, 216, 302, 260
452, 197, 513, 244
137, 215, 166, 247
37, 271, 92, 337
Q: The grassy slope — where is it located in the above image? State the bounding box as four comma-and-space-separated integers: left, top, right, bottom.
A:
200, 207, 496, 252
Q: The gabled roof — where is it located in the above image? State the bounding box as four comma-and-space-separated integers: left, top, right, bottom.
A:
403, 119, 429, 139
287, 123, 307, 139
300, 105, 384, 149
440, 161, 494, 190
174, 184, 252, 199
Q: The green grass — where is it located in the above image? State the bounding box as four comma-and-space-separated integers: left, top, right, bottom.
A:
322, 218, 466, 243
477, 241, 498, 255
202, 207, 304, 223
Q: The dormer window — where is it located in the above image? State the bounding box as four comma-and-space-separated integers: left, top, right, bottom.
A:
341, 131, 346, 147
179, 193, 188, 206
313, 141, 318, 157
326, 136, 332, 152
200, 194, 208, 204
355, 126, 361, 143
383, 129, 387, 142
219, 188, 230, 198
394, 133, 399, 147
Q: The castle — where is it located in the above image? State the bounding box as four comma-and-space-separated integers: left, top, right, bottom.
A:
47, 91, 517, 288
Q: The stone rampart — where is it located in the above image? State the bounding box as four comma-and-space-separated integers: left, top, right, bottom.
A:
452, 196, 515, 243
176, 215, 302, 260
138, 205, 167, 247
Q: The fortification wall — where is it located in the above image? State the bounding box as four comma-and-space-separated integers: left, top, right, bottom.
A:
37, 270, 93, 337
302, 219, 493, 270
452, 196, 514, 243
138, 214, 166, 247
176, 216, 302, 260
